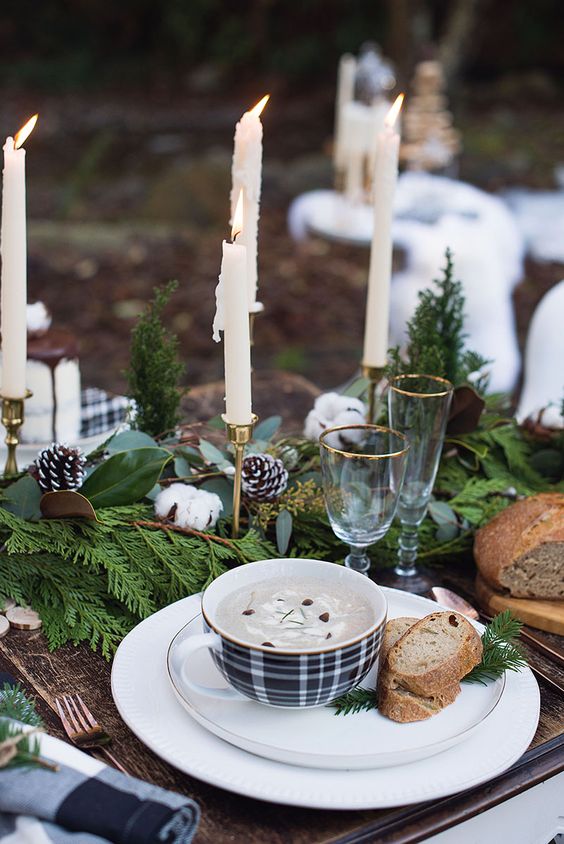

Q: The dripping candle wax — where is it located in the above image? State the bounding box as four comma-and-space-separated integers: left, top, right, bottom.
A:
213, 191, 252, 424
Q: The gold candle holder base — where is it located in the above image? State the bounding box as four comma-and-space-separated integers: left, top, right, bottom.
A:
224, 413, 258, 538
2, 390, 32, 476
361, 364, 386, 424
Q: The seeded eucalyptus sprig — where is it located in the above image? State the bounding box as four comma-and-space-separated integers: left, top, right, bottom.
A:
329, 611, 528, 715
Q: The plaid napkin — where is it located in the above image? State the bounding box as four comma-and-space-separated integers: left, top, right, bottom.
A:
80, 388, 132, 439
0, 679, 199, 844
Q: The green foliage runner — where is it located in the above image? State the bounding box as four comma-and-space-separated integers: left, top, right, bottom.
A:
0, 683, 55, 771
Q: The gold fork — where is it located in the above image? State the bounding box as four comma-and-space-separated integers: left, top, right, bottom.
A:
55, 694, 129, 775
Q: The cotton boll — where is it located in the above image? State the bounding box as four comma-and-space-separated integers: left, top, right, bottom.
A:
304, 392, 367, 441
154, 484, 191, 519
176, 489, 223, 531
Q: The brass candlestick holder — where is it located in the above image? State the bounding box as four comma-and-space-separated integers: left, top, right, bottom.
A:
2, 390, 32, 476
361, 364, 386, 424
224, 413, 258, 538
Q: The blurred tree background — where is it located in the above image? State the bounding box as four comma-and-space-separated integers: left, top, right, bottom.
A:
1, 0, 562, 91
0, 0, 562, 407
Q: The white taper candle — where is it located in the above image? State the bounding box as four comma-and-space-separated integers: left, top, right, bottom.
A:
1, 116, 37, 398
362, 95, 404, 368
230, 95, 268, 312
213, 192, 252, 425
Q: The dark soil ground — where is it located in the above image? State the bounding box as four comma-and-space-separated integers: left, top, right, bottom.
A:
2, 82, 562, 403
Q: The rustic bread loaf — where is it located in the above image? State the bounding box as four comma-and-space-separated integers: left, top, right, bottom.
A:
381, 611, 482, 697
378, 679, 460, 722
474, 493, 564, 599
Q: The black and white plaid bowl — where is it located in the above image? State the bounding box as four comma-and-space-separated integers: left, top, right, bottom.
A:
176, 558, 387, 709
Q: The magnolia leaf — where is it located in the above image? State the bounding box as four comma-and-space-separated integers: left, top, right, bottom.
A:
40, 491, 97, 521
200, 477, 233, 517
276, 509, 293, 555
107, 430, 158, 453
342, 376, 370, 398
447, 386, 485, 436
1, 475, 42, 521
253, 416, 282, 442
199, 439, 233, 470
145, 484, 161, 501
80, 447, 171, 508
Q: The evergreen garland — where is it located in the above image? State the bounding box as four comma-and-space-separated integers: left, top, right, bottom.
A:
387, 248, 489, 388
125, 280, 186, 437
0, 504, 275, 658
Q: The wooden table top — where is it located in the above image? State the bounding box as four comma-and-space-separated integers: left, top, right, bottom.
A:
1, 562, 563, 844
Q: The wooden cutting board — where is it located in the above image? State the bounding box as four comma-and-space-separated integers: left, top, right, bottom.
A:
476, 574, 564, 635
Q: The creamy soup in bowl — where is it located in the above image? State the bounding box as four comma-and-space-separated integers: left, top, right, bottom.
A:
173, 558, 387, 708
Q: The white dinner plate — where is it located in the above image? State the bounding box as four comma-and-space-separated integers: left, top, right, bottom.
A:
166, 603, 505, 770
111, 588, 540, 810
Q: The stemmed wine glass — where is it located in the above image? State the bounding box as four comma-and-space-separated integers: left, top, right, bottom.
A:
380, 374, 454, 594
319, 425, 409, 574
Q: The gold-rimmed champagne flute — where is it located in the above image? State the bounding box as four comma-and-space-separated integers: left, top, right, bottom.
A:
381, 374, 454, 594
319, 425, 409, 574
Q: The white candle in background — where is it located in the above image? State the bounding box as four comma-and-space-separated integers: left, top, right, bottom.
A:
1, 114, 38, 398
213, 192, 252, 425
362, 95, 404, 368
333, 54, 357, 173
230, 95, 269, 312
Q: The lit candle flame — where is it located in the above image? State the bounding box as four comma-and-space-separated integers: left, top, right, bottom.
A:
14, 114, 39, 149
231, 190, 244, 241
248, 94, 270, 119
384, 94, 404, 130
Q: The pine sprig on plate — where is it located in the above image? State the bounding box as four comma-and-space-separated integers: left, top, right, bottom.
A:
462, 610, 527, 684
329, 611, 528, 715
330, 686, 377, 716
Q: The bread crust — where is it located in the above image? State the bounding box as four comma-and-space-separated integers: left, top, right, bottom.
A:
378, 678, 460, 722
474, 493, 564, 596
382, 611, 482, 697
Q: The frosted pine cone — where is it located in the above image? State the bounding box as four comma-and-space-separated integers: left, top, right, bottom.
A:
32, 444, 86, 493
242, 453, 288, 502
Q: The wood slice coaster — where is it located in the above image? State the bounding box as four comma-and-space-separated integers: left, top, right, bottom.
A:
476, 574, 564, 635
5, 607, 42, 631
0, 597, 16, 613
0, 616, 9, 638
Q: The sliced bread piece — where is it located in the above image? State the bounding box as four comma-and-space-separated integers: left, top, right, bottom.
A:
379, 617, 418, 664
378, 680, 461, 722
383, 611, 482, 697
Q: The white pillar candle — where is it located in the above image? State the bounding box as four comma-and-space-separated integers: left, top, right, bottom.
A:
333, 53, 357, 173
212, 192, 252, 425
362, 95, 404, 368
231, 95, 268, 313
1, 115, 37, 398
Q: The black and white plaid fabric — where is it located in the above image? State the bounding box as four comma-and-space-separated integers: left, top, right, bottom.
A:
203, 617, 385, 708
80, 388, 132, 439
0, 676, 199, 844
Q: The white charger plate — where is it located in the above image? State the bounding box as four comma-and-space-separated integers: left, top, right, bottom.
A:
111, 588, 540, 810
166, 604, 504, 770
